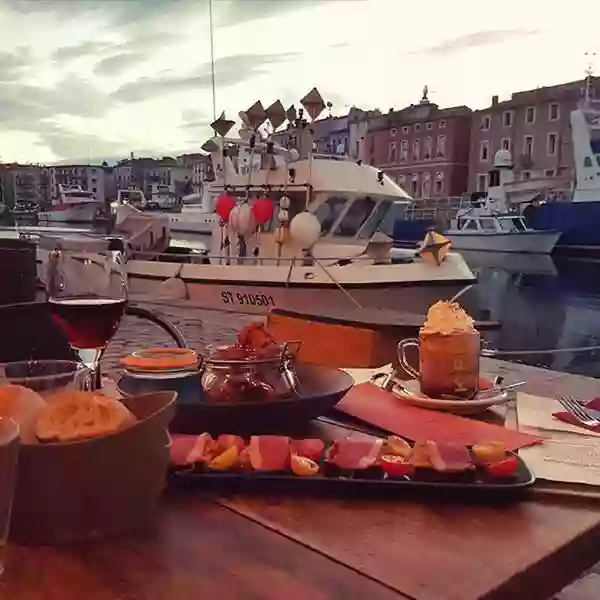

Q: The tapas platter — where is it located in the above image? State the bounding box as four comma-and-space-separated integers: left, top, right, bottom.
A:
170, 430, 535, 498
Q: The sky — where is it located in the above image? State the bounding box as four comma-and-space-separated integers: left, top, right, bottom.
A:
0, 0, 598, 165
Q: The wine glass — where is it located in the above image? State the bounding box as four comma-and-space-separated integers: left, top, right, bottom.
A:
46, 242, 128, 389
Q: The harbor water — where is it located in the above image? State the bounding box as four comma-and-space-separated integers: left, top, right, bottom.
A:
3, 223, 600, 379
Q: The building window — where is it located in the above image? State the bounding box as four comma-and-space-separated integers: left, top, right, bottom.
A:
437, 135, 446, 158
434, 172, 444, 195
525, 106, 536, 124
398, 174, 406, 188
391, 128, 397, 137
547, 133, 558, 156
92, 187, 97, 193
411, 174, 419, 197
402, 126, 409, 134
549, 103, 560, 121
501, 138, 511, 151
479, 141, 490, 162
400, 140, 408, 161
523, 135, 534, 157
521, 171, 532, 180
424, 137, 433, 159
422, 172, 432, 197
413, 139, 420, 161
439, 120, 446, 129
544, 169, 556, 177
426, 122, 433, 130
476, 173, 488, 193
415, 123, 421, 132
389, 142, 397, 163
503, 110, 513, 128
480, 115, 491, 131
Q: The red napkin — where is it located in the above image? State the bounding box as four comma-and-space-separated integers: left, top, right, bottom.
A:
553, 398, 600, 433
336, 383, 542, 451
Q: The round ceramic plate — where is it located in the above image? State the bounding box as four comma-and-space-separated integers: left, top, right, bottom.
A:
391, 379, 509, 415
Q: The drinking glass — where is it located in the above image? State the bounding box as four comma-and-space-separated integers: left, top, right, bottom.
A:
0, 418, 20, 578
398, 329, 481, 399
46, 243, 128, 389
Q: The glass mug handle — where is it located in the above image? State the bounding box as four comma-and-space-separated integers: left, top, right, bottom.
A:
397, 338, 420, 380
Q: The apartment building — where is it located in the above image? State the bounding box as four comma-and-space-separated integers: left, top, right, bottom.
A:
113, 157, 193, 198
365, 92, 472, 198
468, 76, 600, 192
0, 164, 57, 207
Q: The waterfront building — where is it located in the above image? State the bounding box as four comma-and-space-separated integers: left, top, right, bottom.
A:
0, 164, 57, 207
366, 89, 472, 199
468, 76, 600, 193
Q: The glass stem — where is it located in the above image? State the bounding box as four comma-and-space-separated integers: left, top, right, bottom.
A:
75, 348, 103, 390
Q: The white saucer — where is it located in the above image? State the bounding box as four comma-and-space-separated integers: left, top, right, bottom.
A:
391, 379, 509, 415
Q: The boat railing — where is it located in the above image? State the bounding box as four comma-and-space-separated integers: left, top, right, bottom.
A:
130, 250, 411, 266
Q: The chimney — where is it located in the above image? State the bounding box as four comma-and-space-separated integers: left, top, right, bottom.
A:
491, 95, 499, 106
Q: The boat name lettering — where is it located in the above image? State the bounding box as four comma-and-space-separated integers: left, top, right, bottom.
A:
221, 291, 275, 307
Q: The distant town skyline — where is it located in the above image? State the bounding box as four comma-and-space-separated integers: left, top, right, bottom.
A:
0, 0, 597, 164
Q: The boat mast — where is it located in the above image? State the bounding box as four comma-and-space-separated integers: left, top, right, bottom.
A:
208, 0, 216, 121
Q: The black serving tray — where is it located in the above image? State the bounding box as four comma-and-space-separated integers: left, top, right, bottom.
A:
170, 436, 535, 501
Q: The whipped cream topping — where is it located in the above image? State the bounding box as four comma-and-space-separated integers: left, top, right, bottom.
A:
421, 301, 475, 335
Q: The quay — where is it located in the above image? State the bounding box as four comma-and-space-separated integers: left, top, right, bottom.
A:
103, 300, 600, 600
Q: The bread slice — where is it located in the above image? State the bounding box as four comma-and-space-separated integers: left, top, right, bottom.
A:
0, 385, 47, 444
36, 391, 136, 443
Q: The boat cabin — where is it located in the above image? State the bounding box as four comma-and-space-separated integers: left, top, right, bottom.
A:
453, 214, 529, 234
207, 153, 412, 261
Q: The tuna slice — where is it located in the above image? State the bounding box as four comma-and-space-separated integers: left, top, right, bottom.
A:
291, 438, 325, 461
249, 435, 291, 471
426, 441, 472, 472
170, 433, 215, 466
326, 437, 383, 469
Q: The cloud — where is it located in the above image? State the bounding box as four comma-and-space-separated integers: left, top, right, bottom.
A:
413, 29, 539, 56
52, 41, 114, 62
0, 47, 33, 81
111, 52, 298, 103
0, 77, 111, 131
94, 52, 144, 76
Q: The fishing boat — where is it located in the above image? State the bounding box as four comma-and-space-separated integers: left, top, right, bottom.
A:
39, 184, 103, 223
444, 191, 561, 254
121, 94, 476, 315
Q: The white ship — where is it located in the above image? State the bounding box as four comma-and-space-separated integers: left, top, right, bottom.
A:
38, 185, 103, 223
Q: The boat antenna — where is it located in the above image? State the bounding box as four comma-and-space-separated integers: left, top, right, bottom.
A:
584, 51, 596, 106
208, 0, 216, 120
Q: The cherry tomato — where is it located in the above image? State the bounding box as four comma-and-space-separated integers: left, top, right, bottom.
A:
485, 455, 519, 478
291, 454, 320, 477
380, 455, 415, 478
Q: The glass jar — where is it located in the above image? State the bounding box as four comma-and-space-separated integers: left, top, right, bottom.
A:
201, 345, 298, 404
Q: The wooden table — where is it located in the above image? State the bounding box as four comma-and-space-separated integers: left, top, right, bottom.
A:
3, 415, 600, 600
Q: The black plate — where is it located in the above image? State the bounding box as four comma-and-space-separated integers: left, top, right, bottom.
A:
118, 363, 354, 434
171, 435, 535, 502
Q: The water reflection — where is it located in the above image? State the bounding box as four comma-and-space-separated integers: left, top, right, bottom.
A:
462, 252, 600, 378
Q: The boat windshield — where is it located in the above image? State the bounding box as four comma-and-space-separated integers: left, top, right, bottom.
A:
331, 196, 376, 237
357, 200, 394, 239
65, 191, 95, 198
498, 217, 527, 232
314, 196, 348, 234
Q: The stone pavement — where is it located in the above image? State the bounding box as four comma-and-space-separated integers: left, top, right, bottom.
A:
101, 300, 600, 600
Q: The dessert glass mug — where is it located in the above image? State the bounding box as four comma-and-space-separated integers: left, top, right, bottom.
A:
397, 328, 481, 399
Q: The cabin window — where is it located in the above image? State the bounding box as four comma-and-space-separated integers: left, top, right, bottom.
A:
512, 218, 526, 231
314, 196, 347, 234
480, 218, 496, 231
334, 196, 376, 237
357, 200, 391, 239
464, 220, 479, 230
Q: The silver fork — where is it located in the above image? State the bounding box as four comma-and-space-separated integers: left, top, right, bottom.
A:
557, 395, 600, 428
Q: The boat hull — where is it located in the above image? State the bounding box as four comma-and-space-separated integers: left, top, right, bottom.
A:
524, 200, 600, 252
127, 277, 472, 315
445, 231, 561, 254
39, 202, 101, 223
125, 252, 475, 315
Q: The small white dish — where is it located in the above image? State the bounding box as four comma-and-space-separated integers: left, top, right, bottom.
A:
391, 379, 509, 415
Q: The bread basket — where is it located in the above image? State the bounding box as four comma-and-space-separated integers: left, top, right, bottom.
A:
10, 391, 176, 545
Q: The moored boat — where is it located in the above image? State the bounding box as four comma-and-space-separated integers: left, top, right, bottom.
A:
39, 185, 103, 223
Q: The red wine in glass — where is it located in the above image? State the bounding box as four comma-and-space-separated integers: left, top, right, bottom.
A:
49, 296, 126, 349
